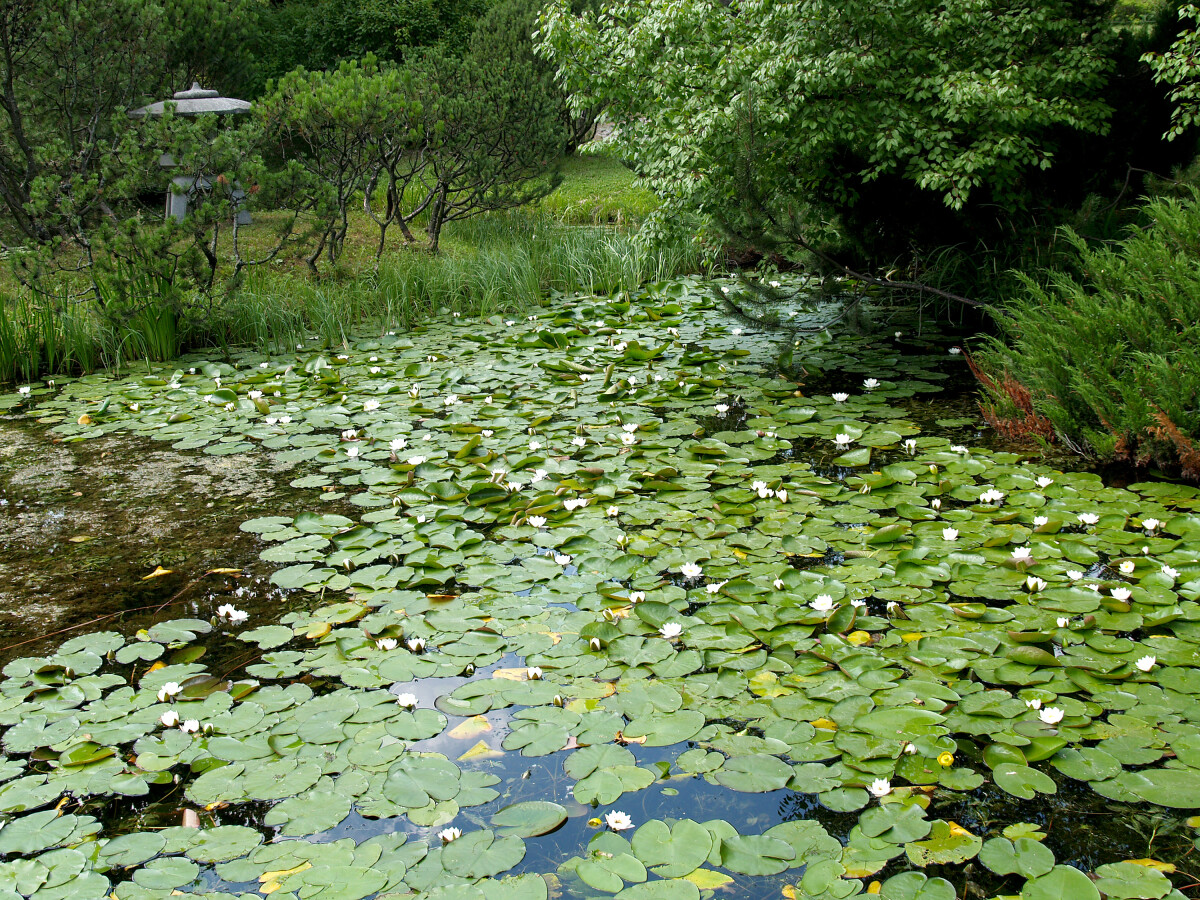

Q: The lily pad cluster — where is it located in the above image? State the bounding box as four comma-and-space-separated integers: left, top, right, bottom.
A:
2, 277, 1200, 899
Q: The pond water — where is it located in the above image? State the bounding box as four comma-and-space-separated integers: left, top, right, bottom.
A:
0, 275, 1198, 900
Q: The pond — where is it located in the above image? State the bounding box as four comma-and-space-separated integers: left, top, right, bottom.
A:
1, 276, 1198, 900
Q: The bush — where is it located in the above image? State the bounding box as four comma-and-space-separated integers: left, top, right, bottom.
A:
973, 191, 1200, 478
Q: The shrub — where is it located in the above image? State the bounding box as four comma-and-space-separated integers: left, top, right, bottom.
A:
973, 191, 1200, 478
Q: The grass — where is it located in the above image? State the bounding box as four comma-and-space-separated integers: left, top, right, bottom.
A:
535, 154, 659, 226
204, 211, 699, 353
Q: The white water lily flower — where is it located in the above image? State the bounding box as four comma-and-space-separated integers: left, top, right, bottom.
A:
1078, 513, 1100, 525
1038, 707, 1065, 725
227, 609, 248, 624
481, 429, 493, 437
868, 778, 891, 798
1036, 476, 1054, 488
810, 595, 836, 614
389, 438, 407, 452
157, 682, 182, 703
773, 578, 785, 590
605, 811, 634, 832
1066, 570, 1083, 581
217, 603, 238, 619
834, 434, 853, 446
863, 378, 880, 389
1109, 587, 1133, 602
620, 433, 637, 446
931, 498, 942, 511
850, 598, 867, 608
622, 423, 638, 433
438, 827, 461, 843
706, 581, 727, 594
980, 489, 1005, 504
1118, 560, 1135, 575
714, 404, 729, 414
1136, 655, 1156, 672
1028, 577, 1047, 592
396, 693, 418, 709
572, 436, 587, 447
408, 386, 420, 398
1056, 617, 1070, 628
950, 445, 969, 455
160, 710, 179, 727
529, 440, 542, 451
415, 514, 427, 524
370, 366, 381, 374
527, 666, 543, 680
554, 554, 572, 566
377, 638, 398, 651
630, 591, 646, 603
342, 429, 358, 442
406, 455, 427, 466
180, 719, 200, 734
886, 601, 899, 613
660, 622, 683, 640
832, 393, 850, 403
756, 485, 772, 499
564, 498, 588, 511
1162, 565, 1179, 579
769, 280, 781, 288
752, 480, 768, 492
606, 506, 619, 517
279, 416, 291, 425
529, 516, 547, 528
444, 394, 460, 407
680, 562, 703, 579
265, 417, 278, 425
346, 446, 360, 459
731, 328, 743, 335
1142, 518, 1160, 531
777, 489, 788, 503
1026, 698, 1042, 710
1033, 517, 1048, 528
406, 638, 425, 653
363, 399, 381, 412
1011, 547, 1032, 561
903, 439, 917, 454
948, 347, 962, 355
942, 528, 959, 541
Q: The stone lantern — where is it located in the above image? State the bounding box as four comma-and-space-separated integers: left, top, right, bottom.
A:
130, 83, 253, 224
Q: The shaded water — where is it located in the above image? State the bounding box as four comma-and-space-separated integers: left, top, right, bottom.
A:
0, 417, 346, 669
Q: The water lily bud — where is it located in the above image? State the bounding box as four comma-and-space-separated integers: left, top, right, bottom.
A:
553, 695, 564, 707
589, 637, 602, 651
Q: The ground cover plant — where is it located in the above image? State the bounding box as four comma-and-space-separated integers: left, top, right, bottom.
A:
973, 191, 1200, 477
1, 278, 1199, 899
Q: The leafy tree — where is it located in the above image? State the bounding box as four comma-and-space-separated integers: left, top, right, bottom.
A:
247, 0, 493, 95
471, 0, 600, 153
257, 57, 424, 267
0, 0, 254, 250
538, 0, 1116, 290
1145, 3, 1200, 141
417, 45, 565, 251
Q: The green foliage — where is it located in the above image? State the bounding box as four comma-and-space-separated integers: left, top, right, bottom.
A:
975, 191, 1200, 477
0, 0, 254, 247
417, 40, 567, 250
1145, 3, 1200, 140
257, 58, 424, 266
246, 0, 492, 96
538, 0, 1115, 268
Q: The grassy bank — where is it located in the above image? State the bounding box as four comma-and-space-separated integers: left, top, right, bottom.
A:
0, 157, 692, 383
